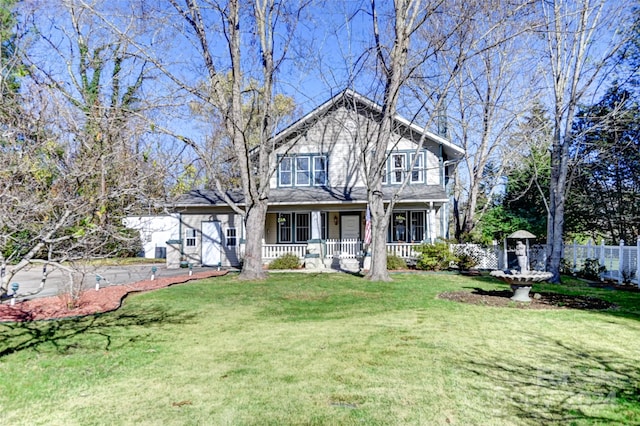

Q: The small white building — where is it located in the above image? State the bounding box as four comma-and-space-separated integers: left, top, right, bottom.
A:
123, 215, 180, 259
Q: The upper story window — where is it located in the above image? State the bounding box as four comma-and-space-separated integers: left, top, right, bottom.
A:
313, 156, 327, 185
296, 157, 310, 185
411, 152, 425, 183
386, 151, 426, 185
390, 153, 406, 184
278, 154, 327, 187
279, 157, 293, 186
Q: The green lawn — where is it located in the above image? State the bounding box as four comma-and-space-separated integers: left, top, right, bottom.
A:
1, 272, 639, 425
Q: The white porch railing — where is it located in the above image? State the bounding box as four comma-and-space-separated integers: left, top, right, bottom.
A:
262, 243, 307, 260
386, 243, 421, 259
325, 239, 363, 259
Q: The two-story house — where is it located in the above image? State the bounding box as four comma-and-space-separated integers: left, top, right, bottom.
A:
167, 89, 464, 269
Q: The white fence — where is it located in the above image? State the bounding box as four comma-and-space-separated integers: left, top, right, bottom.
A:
530, 239, 640, 285
450, 244, 500, 270
495, 239, 640, 285
259, 239, 639, 284
325, 239, 363, 259
262, 244, 307, 261
386, 243, 421, 259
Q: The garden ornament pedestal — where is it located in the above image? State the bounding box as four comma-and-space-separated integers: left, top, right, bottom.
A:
490, 270, 553, 302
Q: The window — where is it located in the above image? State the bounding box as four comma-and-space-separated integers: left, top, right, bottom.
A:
392, 212, 407, 242
279, 157, 292, 186
278, 154, 327, 187
277, 212, 323, 242
381, 160, 387, 183
278, 213, 292, 242
226, 228, 237, 247
384, 151, 426, 185
296, 157, 310, 186
410, 211, 425, 242
411, 152, 424, 183
390, 211, 426, 242
185, 228, 197, 247
391, 153, 405, 184
321, 212, 328, 240
313, 156, 327, 185
295, 213, 310, 242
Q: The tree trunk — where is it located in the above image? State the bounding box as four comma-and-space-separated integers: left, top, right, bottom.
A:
239, 199, 268, 281
546, 129, 569, 283
365, 191, 391, 281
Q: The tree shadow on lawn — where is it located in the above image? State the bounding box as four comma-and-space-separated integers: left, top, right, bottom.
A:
459, 335, 640, 424
0, 306, 197, 358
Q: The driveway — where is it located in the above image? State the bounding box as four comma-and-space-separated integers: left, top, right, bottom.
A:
3, 264, 220, 301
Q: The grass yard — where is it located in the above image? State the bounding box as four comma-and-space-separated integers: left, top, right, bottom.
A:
1, 272, 639, 425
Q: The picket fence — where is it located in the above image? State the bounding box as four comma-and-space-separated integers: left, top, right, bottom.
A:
455, 239, 640, 286
529, 239, 640, 285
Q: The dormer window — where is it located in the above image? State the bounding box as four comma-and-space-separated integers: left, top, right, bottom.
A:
278, 154, 327, 187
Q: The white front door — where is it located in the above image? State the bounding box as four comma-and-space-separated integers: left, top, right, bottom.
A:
341, 215, 360, 240
201, 221, 223, 266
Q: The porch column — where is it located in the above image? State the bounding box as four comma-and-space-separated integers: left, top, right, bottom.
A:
427, 202, 436, 243
310, 211, 322, 240
305, 211, 324, 270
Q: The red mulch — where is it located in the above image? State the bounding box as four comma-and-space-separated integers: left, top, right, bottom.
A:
0, 270, 228, 323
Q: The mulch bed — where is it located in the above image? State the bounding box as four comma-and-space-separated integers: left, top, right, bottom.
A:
0, 270, 228, 323
438, 288, 617, 310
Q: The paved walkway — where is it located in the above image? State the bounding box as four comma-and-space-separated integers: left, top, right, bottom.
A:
4, 264, 227, 301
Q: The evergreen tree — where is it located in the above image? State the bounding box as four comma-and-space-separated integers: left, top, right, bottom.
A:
569, 84, 640, 243
479, 103, 551, 242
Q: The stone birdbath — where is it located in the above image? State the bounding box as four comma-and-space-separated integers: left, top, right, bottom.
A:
490, 269, 553, 302
491, 229, 552, 302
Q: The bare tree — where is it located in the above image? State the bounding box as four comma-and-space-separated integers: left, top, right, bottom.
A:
361, 0, 443, 281
446, 0, 538, 242
0, 1, 162, 301
539, 0, 634, 282
136, 0, 308, 280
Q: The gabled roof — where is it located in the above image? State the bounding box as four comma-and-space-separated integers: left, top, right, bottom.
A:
272, 89, 464, 159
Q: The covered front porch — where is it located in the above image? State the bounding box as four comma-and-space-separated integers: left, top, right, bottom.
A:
264, 207, 443, 246
165, 202, 448, 270
257, 206, 444, 271
260, 239, 422, 267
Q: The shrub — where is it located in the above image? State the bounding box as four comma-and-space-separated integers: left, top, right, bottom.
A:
269, 253, 301, 270
453, 243, 485, 270
559, 257, 572, 275
456, 253, 477, 271
622, 268, 636, 284
387, 254, 407, 270
415, 241, 456, 271
578, 258, 606, 281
